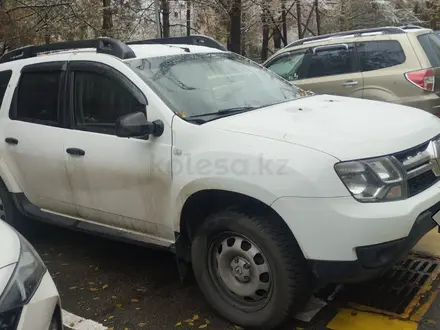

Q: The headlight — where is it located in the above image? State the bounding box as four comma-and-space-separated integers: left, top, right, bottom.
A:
0, 232, 46, 313
335, 156, 407, 202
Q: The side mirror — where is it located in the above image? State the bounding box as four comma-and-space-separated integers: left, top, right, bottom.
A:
116, 111, 164, 138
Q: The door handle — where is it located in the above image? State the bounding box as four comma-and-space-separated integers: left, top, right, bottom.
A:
66, 148, 85, 156
343, 80, 358, 87
5, 137, 18, 145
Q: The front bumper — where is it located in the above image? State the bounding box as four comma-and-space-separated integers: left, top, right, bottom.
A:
310, 205, 437, 283
271, 181, 440, 283
15, 271, 61, 330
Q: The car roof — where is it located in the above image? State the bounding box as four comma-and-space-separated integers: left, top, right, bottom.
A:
0, 36, 227, 69
128, 43, 224, 59
264, 26, 434, 64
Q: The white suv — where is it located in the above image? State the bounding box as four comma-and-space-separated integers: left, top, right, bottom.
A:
0, 36, 439, 330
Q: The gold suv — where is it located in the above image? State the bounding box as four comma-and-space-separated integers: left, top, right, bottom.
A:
263, 26, 440, 116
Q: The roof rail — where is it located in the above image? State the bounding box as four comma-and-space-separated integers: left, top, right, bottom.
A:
0, 37, 136, 64
284, 27, 405, 48
399, 24, 425, 30
126, 35, 227, 51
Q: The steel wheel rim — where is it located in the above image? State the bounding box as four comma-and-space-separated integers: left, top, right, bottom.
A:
207, 232, 273, 311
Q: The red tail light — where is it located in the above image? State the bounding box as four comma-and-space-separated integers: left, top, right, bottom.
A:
405, 68, 435, 92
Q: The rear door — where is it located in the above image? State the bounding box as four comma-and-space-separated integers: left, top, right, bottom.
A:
0, 62, 77, 217
357, 39, 410, 102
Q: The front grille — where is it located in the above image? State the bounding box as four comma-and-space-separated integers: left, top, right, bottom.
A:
408, 170, 438, 196
393, 138, 440, 197
0, 307, 22, 330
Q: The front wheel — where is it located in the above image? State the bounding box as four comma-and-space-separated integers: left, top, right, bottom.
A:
191, 210, 311, 329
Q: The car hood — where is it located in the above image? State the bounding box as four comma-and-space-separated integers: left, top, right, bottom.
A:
0, 221, 20, 268
205, 95, 440, 160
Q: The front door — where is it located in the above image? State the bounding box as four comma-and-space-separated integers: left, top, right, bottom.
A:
266, 44, 363, 98
63, 60, 174, 242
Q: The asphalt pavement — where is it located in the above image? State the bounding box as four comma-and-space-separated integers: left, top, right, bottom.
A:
24, 221, 262, 330
23, 220, 440, 330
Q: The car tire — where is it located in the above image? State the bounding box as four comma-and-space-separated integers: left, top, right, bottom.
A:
191, 209, 311, 330
0, 180, 31, 234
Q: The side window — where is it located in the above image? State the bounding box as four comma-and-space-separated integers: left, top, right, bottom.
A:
357, 41, 406, 72
417, 33, 440, 68
0, 70, 12, 107
265, 50, 308, 81
73, 71, 143, 134
304, 46, 355, 79
14, 71, 61, 125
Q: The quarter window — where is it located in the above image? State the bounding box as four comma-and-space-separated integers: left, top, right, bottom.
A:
357, 41, 406, 72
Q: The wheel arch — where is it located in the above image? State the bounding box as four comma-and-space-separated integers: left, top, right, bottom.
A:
176, 189, 303, 266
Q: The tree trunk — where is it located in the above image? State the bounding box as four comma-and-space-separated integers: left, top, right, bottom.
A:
261, 8, 269, 62
229, 0, 241, 54
296, 0, 302, 39
281, 0, 287, 46
186, 0, 191, 36
102, 0, 113, 36
241, 11, 246, 56
161, 0, 170, 38
315, 0, 320, 35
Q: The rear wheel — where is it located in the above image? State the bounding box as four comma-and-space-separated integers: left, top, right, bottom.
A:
191, 209, 311, 329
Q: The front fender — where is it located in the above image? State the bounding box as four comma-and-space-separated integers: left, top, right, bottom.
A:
172, 178, 278, 231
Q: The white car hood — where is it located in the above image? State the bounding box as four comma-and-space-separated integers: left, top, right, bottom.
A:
206, 95, 440, 160
0, 221, 20, 268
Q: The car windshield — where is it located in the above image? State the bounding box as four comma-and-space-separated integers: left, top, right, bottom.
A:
126, 52, 302, 119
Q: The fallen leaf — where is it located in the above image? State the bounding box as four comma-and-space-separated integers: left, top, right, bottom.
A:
88, 282, 95, 285
69, 286, 77, 290
102, 284, 109, 289
198, 325, 207, 329
124, 328, 128, 330
131, 298, 139, 303
138, 322, 147, 327
175, 321, 182, 327
205, 319, 210, 325
192, 315, 199, 321
184, 319, 193, 323
93, 297, 100, 300
88, 288, 99, 292
69, 323, 75, 327
136, 307, 141, 310
116, 304, 123, 308
94, 266, 99, 270
108, 316, 114, 320
189, 323, 194, 326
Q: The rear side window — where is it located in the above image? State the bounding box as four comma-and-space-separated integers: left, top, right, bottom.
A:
304, 46, 355, 79
418, 33, 440, 67
14, 71, 61, 125
357, 41, 406, 72
0, 70, 12, 107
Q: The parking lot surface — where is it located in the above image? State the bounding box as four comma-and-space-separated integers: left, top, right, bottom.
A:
24, 221, 440, 330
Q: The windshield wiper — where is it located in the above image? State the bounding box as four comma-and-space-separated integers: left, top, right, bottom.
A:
188, 106, 257, 118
